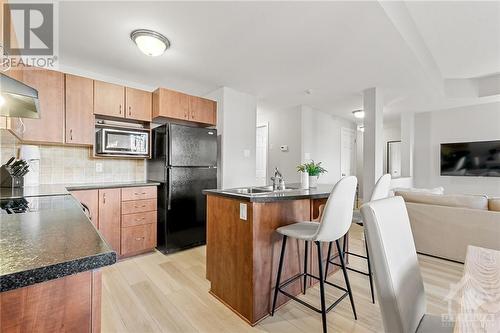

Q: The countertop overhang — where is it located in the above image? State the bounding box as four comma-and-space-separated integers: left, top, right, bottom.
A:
203, 183, 334, 202
0, 195, 116, 292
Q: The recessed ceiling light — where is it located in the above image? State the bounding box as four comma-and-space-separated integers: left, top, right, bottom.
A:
352, 109, 365, 119
130, 29, 170, 57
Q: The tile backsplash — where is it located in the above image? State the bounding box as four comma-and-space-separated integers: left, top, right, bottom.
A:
1, 130, 146, 184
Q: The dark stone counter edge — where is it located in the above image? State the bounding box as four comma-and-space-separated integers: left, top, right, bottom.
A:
0, 251, 116, 292
203, 190, 330, 202
66, 182, 161, 191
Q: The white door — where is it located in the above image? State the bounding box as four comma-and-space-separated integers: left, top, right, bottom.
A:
341, 127, 356, 178
256, 124, 268, 186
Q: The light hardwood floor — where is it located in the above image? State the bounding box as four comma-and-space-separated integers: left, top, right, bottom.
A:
101, 224, 464, 333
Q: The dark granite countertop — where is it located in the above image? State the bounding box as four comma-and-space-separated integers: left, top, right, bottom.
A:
0, 195, 116, 292
0, 181, 161, 199
203, 183, 334, 202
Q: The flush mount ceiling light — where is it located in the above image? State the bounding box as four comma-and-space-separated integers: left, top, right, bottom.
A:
130, 29, 170, 57
352, 109, 365, 119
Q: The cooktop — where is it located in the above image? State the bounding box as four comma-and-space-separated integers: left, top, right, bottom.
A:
0, 195, 71, 215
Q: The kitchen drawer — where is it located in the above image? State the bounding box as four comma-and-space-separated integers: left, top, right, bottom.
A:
122, 211, 157, 228
121, 223, 156, 256
121, 199, 156, 215
121, 186, 157, 201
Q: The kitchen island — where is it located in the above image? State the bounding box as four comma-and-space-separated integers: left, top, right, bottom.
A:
203, 184, 344, 325
0, 193, 116, 332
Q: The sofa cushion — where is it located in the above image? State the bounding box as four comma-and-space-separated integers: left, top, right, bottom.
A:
489, 198, 500, 212
395, 191, 488, 210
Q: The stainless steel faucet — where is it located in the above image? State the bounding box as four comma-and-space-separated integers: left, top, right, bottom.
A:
270, 167, 286, 191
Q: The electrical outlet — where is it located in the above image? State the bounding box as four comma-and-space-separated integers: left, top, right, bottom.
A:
239, 203, 247, 221
95, 162, 103, 173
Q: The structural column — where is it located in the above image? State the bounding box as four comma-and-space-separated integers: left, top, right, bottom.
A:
400, 112, 415, 178
362, 87, 384, 201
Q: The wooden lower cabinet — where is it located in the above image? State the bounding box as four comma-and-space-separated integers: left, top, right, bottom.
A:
70, 189, 99, 228
121, 223, 156, 257
98, 188, 121, 253
70, 185, 157, 259
120, 187, 157, 257
0, 270, 101, 333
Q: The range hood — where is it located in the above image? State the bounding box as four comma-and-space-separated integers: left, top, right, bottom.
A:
0, 73, 40, 119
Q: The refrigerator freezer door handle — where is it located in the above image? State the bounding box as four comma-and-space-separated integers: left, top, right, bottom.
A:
167, 124, 172, 167
167, 168, 172, 210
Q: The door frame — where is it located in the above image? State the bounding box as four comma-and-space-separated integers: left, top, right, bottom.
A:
340, 127, 356, 179
256, 122, 269, 185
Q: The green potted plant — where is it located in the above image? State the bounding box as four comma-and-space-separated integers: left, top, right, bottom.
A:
297, 160, 327, 188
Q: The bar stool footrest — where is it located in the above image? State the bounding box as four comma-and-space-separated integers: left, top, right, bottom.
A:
276, 271, 349, 315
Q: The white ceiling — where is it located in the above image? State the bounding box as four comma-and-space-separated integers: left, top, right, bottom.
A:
56, 1, 500, 120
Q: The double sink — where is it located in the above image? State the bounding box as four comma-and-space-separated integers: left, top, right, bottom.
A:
223, 185, 301, 196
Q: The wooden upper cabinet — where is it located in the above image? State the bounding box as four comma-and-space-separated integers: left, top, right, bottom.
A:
94, 81, 125, 118
189, 96, 216, 126
20, 68, 64, 143
125, 87, 152, 122
65, 74, 94, 145
152, 88, 189, 121
98, 188, 121, 253
152, 88, 216, 126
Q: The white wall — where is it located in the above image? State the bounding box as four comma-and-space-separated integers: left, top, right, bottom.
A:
301, 106, 357, 185
414, 102, 500, 196
206, 87, 257, 188
257, 105, 357, 186
256, 106, 302, 183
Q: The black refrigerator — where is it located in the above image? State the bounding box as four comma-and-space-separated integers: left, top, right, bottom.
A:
147, 123, 217, 253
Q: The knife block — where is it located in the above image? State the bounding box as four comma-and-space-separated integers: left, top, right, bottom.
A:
0, 165, 24, 188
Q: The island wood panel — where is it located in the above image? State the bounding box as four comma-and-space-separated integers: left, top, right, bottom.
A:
206, 195, 254, 323
0, 271, 92, 333
91, 271, 102, 333
252, 199, 310, 324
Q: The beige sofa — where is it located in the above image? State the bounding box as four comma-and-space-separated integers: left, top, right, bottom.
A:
395, 191, 500, 263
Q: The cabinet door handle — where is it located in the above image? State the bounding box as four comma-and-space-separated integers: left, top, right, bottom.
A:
70, 129, 73, 141
119, 104, 122, 114
129, 106, 131, 116
103, 193, 106, 204
135, 217, 145, 222
134, 192, 147, 195
134, 205, 146, 208
135, 237, 145, 241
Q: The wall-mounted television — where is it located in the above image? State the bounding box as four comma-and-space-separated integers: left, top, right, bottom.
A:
441, 140, 500, 177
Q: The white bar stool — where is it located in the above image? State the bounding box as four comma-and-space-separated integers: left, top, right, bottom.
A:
324, 174, 392, 304
270, 176, 358, 333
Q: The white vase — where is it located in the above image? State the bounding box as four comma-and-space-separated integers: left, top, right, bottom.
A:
309, 175, 318, 188
300, 172, 309, 189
